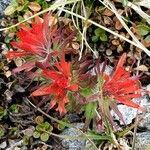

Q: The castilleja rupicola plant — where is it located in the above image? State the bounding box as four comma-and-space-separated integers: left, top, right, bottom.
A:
102, 53, 142, 109
90, 53, 143, 128
31, 60, 78, 115
6, 13, 75, 73
6, 12, 144, 130
67, 53, 143, 130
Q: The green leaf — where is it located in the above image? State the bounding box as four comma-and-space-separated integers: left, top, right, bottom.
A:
46, 124, 53, 132
23, 135, 29, 145
36, 124, 42, 131
18, 16, 24, 22
40, 133, 49, 142
33, 131, 40, 138
4, 5, 17, 16
87, 131, 112, 141
4, 36, 14, 43
98, 76, 105, 89
80, 87, 93, 97
9, 127, 18, 136
0, 62, 4, 70
116, 124, 135, 138
57, 117, 69, 130
144, 35, 150, 42
44, 122, 50, 130
94, 28, 108, 42
66, 92, 77, 112
36, 0, 48, 9
137, 25, 150, 36
92, 36, 99, 42
100, 33, 108, 42
16, 5, 24, 11
57, 124, 65, 131
85, 0, 93, 6
0, 106, 7, 119
9, 104, 19, 113
121, 0, 128, 6
0, 127, 5, 137
94, 28, 104, 37
85, 102, 97, 120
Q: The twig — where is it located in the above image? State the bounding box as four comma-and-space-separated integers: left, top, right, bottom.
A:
99, 0, 150, 57
0, 0, 80, 31
114, 0, 150, 24
6, 140, 23, 150
58, 7, 150, 57
26, 98, 98, 150
71, 1, 98, 59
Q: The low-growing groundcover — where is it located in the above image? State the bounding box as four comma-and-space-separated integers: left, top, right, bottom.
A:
0, 0, 150, 149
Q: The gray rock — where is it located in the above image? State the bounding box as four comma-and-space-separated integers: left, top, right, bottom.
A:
138, 95, 150, 130
111, 104, 138, 125
146, 84, 150, 97
111, 95, 150, 125
139, 111, 150, 131
135, 132, 150, 150
90, 63, 113, 76
0, 141, 7, 149
61, 123, 86, 150
14, 85, 25, 93
0, 0, 11, 18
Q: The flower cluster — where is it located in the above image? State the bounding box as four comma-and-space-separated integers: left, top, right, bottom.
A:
32, 60, 78, 115
103, 53, 142, 109
6, 13, 144, 122
6, 13, 75, 73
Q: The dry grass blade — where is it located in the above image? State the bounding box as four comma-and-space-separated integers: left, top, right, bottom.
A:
54, 0, 66, 16
114, 0, 150, 24
26, 99, 98, 150
71, 1, 98, 60
127, 1, 150, 24
58, 7, 150, 57
101, 0, 150, 57
135, 0, 150, 9
0, 0, 80, 31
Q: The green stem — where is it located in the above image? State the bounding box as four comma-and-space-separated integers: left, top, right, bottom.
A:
26, 99, 98, 150
42, 129, 112, 141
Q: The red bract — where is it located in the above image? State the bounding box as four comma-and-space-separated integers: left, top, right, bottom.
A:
103, 53, 142, 109
6, 13, 75, 72
31, 60, 78, 115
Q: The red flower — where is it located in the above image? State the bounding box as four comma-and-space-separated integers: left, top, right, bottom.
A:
103, 53, 142, 109
32, 60, 78, 115
6, 13, 75, 72
6, 14, 55, 58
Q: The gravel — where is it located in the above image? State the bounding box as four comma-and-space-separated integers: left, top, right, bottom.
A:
0, 0, 11, 18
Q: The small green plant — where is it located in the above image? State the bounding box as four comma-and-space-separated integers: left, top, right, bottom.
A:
92, 28, 108, 42
5, 8, 147, 149
33, 122, 53, 142
9, 127, 19, 137
0, 106, 7, 120
23, 135, 30, 145
9, 104, 19, 113
136, 24, 150, 36
57, 117, 70, 131
0, 125, 5, 138
4, 0, 29, 16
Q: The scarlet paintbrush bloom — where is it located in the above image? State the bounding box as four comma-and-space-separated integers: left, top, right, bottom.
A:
103, 53, 142, 109
6, 13, 75, 72
32, 60, 78, 115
